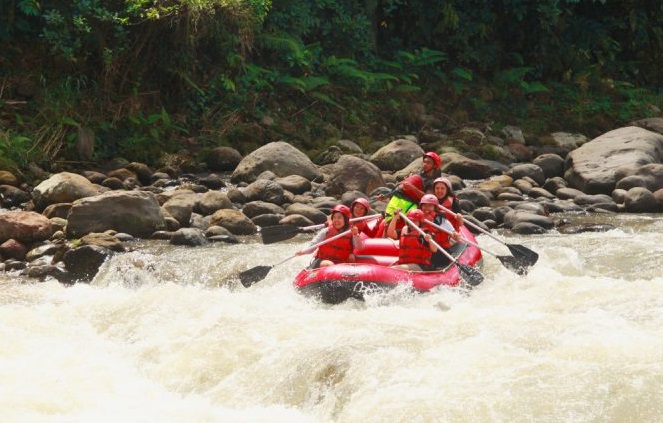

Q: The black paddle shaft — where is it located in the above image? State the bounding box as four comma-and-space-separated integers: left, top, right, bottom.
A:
260, 215, 380, 244
437, 205, 539, 269
240, 228, 354, 287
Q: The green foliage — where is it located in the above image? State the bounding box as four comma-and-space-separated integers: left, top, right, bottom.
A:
0, 128, 33, 169
113, 108, 189, 164
493, 67, 549, 100
612, 81, 662, 122
2, 0, 663, 168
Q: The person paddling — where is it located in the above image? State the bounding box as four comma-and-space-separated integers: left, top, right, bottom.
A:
296, 204, 364, 268
388, 209, 437, 271
420, 193, 461, 269
433, 176, 463, 229
418, 151, 443, 195
350, 197, 380, 238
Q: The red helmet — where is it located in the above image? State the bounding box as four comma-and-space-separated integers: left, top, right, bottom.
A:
433, 177, 453, 191
420, 194, 438, 206
402, 174, 424, 190
423, 151, 441, 168
351, 197, 370, 213
406, 209, 426, 222
331, 204, 351, 221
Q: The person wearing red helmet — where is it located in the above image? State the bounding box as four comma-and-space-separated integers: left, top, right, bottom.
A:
297, 204, 364, 268
376, 151, 442, 237
400, 151, 442, 200
350, 197, 380, 238
389, 209, 437, 271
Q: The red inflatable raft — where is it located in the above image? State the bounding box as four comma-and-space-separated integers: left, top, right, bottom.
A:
293, 226, 483, 304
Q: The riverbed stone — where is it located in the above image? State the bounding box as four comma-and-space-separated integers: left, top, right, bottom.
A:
533, 153, 565, 179
209, 208, 257, 235
370, 138, 423, 171
0, 185, 31, 207
63, 245, 113, 282
624, 187, 659, 212
285, 203, 327, 224
243, 179, 285, 205
564, 126, 663, 194
231, 141, 321, 183
507, 163, 546, 186
324, 155, 385, 196
66, 191, 166, 238
274, 174, 312, 194
170, 228, 208, 246
32, 172, 102, 211
242, 201, 286, 218
0, 211, 53, 244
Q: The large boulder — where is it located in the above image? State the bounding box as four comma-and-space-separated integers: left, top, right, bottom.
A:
370, 139, 423, 171
230, 141, 321, 183
66, 191, 166, 238
322, 155, 385, 196
564, 126, 663, 195
0, 211, 53, 244
440, 153, 494, 180
32, 172, 102, 211
209, 209, 257, 235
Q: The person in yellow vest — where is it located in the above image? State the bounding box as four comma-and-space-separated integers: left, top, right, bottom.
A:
374, 173, 423, 237
296, 204, 364, 268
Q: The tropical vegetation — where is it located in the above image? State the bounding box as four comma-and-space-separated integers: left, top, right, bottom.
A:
1, 0, 662, 173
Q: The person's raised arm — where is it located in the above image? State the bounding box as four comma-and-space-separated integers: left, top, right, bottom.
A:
296, 228, 328, 255
386, 209, 401, 240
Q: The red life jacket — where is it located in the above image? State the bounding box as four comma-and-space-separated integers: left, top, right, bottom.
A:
355, 218, 380, 238
438, 196, 460, 230
430, 223, 452, 248
397, 229, 432, 266
316, 227, 353, 263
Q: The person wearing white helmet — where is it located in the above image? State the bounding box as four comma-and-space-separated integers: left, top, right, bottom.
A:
433, 176, 463, 230
419, 193, 460, 268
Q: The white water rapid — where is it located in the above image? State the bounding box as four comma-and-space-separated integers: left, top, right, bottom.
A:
1, 214, 662, 422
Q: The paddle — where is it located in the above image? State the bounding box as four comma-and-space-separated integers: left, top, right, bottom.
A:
260, 214, 379, 244
239, 228, 354, 287
424, 219, 529, 275
399, 212, 484, 286
438, 205, 539, 271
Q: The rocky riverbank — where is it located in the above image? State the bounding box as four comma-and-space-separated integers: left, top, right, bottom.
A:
1, 119, 662, 284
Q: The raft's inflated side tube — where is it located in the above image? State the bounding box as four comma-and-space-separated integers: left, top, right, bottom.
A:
355, 255, 398, 266
354, 238, 399, 257
294, 224, 484, 303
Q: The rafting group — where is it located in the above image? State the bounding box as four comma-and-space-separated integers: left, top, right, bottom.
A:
240, 152, 539, 302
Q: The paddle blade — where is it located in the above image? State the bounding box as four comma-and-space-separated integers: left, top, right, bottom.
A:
457, 263, 484, 287
260, 225, 301, 244
497, 255, 531, 276
239, 265, 273, 287
506, 244, 539, 268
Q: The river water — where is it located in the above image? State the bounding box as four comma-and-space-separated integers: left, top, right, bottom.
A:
1, 213, 662, 422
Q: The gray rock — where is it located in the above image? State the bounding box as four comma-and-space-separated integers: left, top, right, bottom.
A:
231, 141, 320, 183
564, 126, 663, 194
66, 191, 166, 238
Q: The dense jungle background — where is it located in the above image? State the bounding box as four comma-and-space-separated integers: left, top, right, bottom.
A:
1, 0, 662, 176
